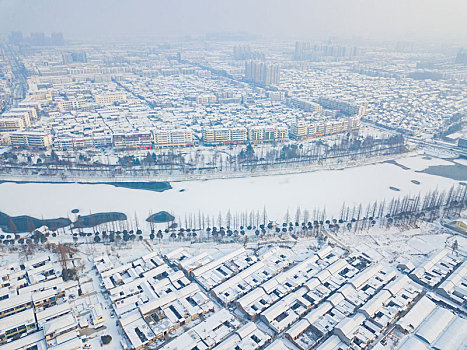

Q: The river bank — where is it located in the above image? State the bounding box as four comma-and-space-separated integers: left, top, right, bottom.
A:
0, 151, 421, 185
0, 154, 462, 234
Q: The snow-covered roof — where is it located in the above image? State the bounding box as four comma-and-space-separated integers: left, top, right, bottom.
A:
334, 313, 366, 341
43, 313, 77, 337
397, 336, 429, 350
349, 264, 380, 289
316, 334, 346, 350
1, 331, 47, 350
286, 318, 311, 340
398, 296, 436, 333
359, 290, 391, 318
432, 316, 467, 350
415, 307, 455, 345
0, 308, 36, 333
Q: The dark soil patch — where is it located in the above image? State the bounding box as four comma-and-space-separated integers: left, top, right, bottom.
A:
0, 180, 172, 193
106, 181, 172, 192
417, 163, 467, 181
0, 211, 71, 233
384, 159, 410, 170
73, 212, 127, 228
146, 211, 175, 223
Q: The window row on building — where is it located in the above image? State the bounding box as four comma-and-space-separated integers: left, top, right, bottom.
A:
202, 125, 289, 145
289, 116, 361, 140
4, 128, 194, 150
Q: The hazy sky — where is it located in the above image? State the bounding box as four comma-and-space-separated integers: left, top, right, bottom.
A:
1, 0, 466, 43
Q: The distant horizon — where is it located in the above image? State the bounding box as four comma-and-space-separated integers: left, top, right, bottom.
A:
1, 0, 467, 45
2, 32, 466, 55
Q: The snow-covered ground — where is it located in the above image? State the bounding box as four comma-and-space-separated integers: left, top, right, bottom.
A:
0, 155, 462, 229
335, 221, 467, 265
453, 157, 467, 166
394, 155, 454, 171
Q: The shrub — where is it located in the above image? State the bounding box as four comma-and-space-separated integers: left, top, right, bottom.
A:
101, 335, 112, 345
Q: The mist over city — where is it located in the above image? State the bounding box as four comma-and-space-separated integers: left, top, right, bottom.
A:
1, 0, 467, 43
0, 1, 466, 350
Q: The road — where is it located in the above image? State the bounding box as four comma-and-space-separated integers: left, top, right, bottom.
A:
362, 121, 467, 157
1, 43, 28, 109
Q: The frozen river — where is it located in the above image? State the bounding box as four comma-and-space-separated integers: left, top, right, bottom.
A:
0, 155, 464, 227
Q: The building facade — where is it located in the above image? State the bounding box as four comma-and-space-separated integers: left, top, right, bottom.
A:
248, 125, 289, 143
0, 117, 25, 132
290, 116, 361, 140
10, 131, 53, 149
153, 129, 193, 148
113, 132, 152, 150
245, 61, 280, 86
94, 93, 127, 105
202, 127, 248, 145
53, 136, 113, 150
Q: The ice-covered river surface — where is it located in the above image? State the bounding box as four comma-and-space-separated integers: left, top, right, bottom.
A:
0, 155, 464, 226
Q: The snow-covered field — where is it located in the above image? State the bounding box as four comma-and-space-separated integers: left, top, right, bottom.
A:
0, 156, 461, 228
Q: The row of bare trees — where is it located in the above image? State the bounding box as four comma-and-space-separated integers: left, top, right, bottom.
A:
3, 183, 464, 247
0, 134, 408, 178
68, 184, 467, 245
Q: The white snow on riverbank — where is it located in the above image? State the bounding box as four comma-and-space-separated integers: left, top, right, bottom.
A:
453, 158, 467, 166
0, 156, 461, 228
394, 155, 454, 171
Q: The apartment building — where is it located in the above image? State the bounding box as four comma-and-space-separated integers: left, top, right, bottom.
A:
18, 100, 42, 112
0, 309, 37, 345
202, 126, 248, 145
9, 107, 38, 122
248, 125, 289, 143
94, 92, 127, 105
1, 331, 47, 350
318, 97, 367, 117
57, 99, 84, 112
290, 116, 361, 140
153, 129, 193, 148
288, 98, 323, 113
245, 61, 280, 86
53, 135, 112, 150
1, 110, 31, 127
43, 313, 79, 347
0, 117, 25, 132
197, 94, 217, 105
0, 294, 34, 320
113, 132, 152, 150
9, 131, 53, 149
